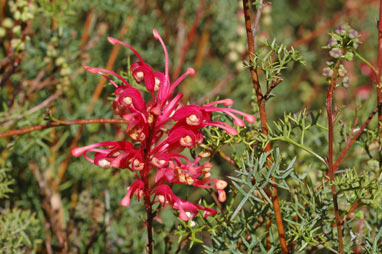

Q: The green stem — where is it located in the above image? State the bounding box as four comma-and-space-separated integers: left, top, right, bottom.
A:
271, 137, 327, 165
354, 51, 377, 76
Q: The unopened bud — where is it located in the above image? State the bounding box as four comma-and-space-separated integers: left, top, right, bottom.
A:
199, 151, 211, 158
216, 180, 228, 190
218, 190, 226, 202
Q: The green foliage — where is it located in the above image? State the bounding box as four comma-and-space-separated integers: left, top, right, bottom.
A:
0, 168, 14, 199
248, 39, 304, 89
0, 208, 42, 254
175, 149, 300, 253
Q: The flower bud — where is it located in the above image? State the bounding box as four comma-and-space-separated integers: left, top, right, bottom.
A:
216, 180, 228, 190
329, 48, 342, 58
218, 190, 226, 202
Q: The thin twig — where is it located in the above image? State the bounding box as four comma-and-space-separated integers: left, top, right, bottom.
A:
242, 1, 288, 253
252, 0, 264, 43
2, 90, 63, 124
333, 106, 378, 172
342, 200, 360, 224
353, 207, 365, 254
0, 118, 130, 138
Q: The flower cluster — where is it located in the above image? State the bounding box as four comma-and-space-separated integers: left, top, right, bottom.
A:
72, 29, 255, 221
323, 24, 360, 87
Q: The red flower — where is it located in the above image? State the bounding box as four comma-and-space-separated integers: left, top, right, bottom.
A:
72, 29, 255, 221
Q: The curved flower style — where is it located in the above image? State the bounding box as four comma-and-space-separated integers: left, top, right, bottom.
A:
72, 29, 255, 221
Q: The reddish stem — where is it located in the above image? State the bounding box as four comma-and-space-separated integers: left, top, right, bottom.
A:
333, 106, 378, 172
326, 62, 344, 254
377, 0, 382, 165
144, 169, 153, 254
242, 1, 288, 253
142, 118, 159, 254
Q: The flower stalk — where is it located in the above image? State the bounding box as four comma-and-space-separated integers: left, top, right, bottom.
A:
326, 61, 345, 254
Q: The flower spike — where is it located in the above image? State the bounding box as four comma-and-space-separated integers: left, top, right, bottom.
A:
73, 29, 255, 223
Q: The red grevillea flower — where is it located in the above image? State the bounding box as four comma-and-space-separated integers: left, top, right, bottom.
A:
72, 29, 255, 221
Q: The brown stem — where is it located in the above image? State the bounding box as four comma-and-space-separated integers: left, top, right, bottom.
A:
342, 200, 360, 224
0, 0, 6, 23
377, 0, 382, 166
242, 1, 288, 253
0, 118, 130, 138
264, 77, 283, 100
80, 8, 96, 50
203, 146, 239, 168
326, 62, 344, 254
314, 106, 378, 193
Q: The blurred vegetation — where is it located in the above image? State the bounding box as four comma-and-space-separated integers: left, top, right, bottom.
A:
0, 0, 381, 253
